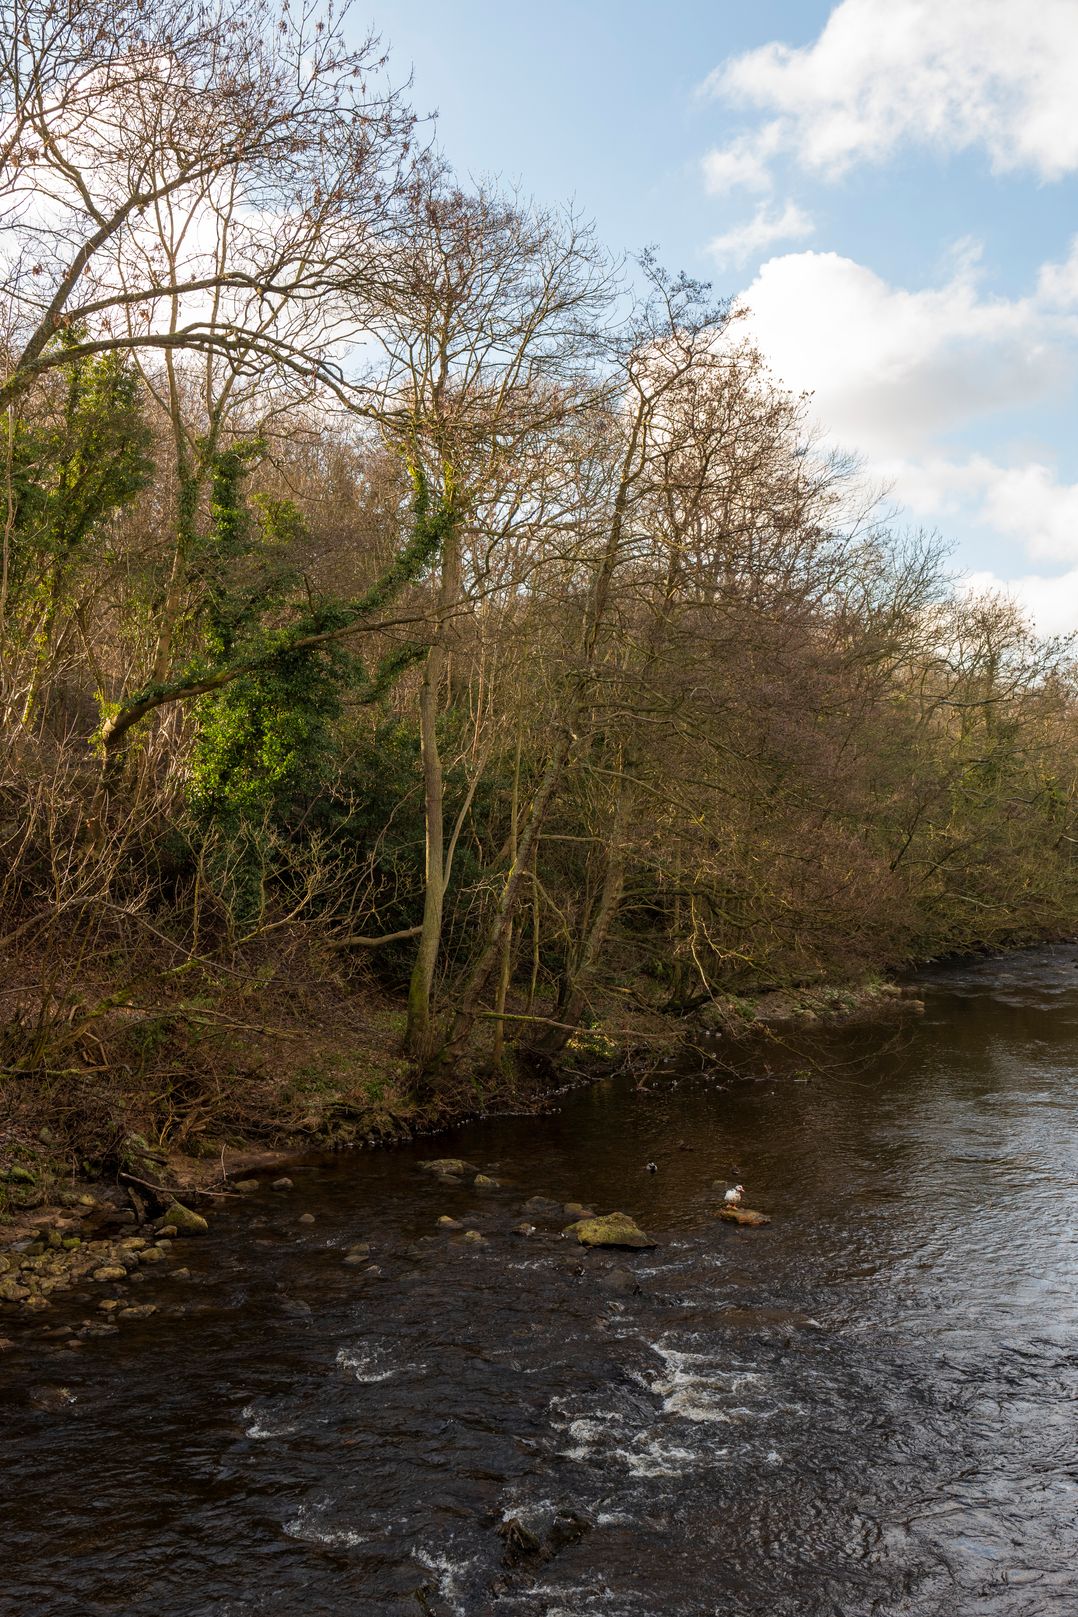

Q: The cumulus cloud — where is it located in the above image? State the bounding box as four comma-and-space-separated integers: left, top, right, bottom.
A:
732, 246, 1078, 631
707, 201, 814, 266
701, 0, 1078, 186
963, 566, 1078, 637
736, 250, 1060, 457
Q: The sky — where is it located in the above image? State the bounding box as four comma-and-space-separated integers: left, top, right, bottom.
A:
362, 0, 1078, 633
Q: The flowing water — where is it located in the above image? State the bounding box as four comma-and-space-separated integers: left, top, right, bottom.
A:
2, 948, 1078, 1616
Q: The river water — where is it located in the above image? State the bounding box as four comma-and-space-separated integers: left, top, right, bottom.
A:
2, 948, 1077, 1616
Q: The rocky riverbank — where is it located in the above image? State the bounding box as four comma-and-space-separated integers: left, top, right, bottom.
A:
0, 1145, 681, 1348
1, 968, 924, 1344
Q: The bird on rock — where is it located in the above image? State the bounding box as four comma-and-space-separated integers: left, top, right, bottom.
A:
723, 1184, 745, 1207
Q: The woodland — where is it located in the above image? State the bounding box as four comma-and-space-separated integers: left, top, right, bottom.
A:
3, 0, 1077, 1185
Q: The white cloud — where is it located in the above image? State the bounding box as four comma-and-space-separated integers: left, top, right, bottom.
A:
707, 201, 814, 266
963, 566, 1078, 637
731, 246, 1078, 633
736, 250, 1059, 458
702, 0, 1078, 186
701, 123, 781, 195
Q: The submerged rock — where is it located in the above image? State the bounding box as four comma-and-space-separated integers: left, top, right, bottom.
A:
418, 1158, 477, 1178
522, 1196, 563, 1218
566, 1212, 656, 1250
462, 1229, 487, 1245
598, 1265, 641, 1295
562, 1202, 593, 1219
499, 1516, 543, 1566
474, 1173, 500, 1189
717, 1206, 771, 1227
511, 1222, 536, 1238
279, 1297, 312, 1318
271, 1177, 293, 1192
437, 1216, 463, 1230
161, 1202, 208, 1237
233, 1179, 259, 1194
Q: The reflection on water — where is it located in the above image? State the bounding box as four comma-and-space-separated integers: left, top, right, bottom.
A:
2, 947, 1078, 1615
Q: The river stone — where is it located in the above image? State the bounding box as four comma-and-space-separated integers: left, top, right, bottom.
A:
139, 1247, 166, 1263
298, 1213, 315, 1225
437, 1216, 463, 1229
119, 1303, 157, 1320
512, 1222, 536, 1238
499, 1516, 543, 1565
91, 1265, 127, 1282
462, 1229, 487, 1245
474, 1174, 499, 1189
161, 1202, 208, 1236
342, 1253, 369, 1267
562, 1202, 594, 1219
271, 1177, 293, 1192
0, 1337, 14, 1351
566, 1213, 656, 1250
522, 1196, 563, 1218
233, 1179, 260, 1194
598, 1265, 641, 1295
717, 1207, 771, 1227
418, 1159, 476, 1177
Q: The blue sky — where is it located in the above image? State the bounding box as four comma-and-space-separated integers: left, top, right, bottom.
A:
367, 1, 1078, 631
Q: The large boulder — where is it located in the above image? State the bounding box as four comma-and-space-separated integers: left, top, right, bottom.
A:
566, 1212, 656, 1250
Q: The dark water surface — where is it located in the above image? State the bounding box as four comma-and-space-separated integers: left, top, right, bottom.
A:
3, 949, 1078, 1616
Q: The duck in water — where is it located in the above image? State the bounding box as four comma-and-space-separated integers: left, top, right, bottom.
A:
723, 1184, 745, 1207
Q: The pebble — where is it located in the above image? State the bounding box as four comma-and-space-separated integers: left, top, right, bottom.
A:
298, 1213, 315, 1225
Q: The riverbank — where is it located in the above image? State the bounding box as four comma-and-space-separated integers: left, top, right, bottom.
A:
0, 965, 923, 1324
4, 957, 924, 1222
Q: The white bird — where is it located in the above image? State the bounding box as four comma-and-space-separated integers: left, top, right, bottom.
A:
724, 1184, 745, 1207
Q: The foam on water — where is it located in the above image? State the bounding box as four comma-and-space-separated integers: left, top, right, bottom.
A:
335, 1341, 412, 1383
283, 1503, 369, 1549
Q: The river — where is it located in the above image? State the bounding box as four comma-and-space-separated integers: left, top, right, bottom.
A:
2, 947, 1077, 1616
